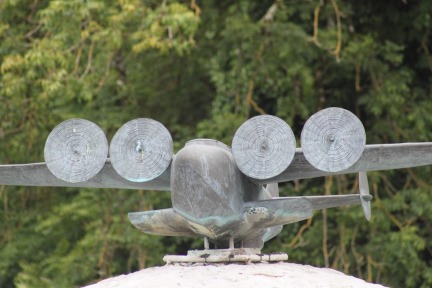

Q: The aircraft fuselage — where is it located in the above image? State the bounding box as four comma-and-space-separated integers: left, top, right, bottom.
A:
171, 139, 269, 247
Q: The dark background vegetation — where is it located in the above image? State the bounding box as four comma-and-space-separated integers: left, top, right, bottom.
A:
1, 0, 432, 287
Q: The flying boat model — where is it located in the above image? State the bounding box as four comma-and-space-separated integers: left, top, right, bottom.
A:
1, 107, 432, 262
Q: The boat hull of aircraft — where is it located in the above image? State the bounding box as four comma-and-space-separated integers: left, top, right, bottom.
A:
129, 139, 369, 249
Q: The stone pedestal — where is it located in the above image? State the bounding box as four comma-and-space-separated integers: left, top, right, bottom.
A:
83, 262, 389, 288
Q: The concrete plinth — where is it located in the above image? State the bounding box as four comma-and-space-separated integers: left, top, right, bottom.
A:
83, 262, 389, 288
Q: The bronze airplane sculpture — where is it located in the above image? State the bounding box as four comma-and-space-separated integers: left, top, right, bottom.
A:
1, 107, 431, 259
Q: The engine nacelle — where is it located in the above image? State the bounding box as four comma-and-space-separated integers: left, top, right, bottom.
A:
109, 118, 173, 182
232, 115, 296, 180
44, 119, 108, 183
301, 107, 366, 172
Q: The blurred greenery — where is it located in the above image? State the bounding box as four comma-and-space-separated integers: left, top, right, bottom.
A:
1, 0, 432, 287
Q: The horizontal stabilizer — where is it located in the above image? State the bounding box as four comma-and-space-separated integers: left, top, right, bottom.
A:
301, 194, 367, 211
281, 194, 372, 219
128, 208, 196, 237
0, 160, 171, 191
243, 197, 313, 228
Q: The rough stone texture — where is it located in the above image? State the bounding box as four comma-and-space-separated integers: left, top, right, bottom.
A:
83, 262, 388, 288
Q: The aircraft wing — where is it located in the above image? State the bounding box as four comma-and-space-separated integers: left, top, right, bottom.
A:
243, 198, 314, 228
0, 159, 171, 191
252, 143, 432, 184
128, 208, 196, 237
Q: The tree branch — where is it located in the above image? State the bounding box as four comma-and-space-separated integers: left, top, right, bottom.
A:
81, 38, 95, 79
330, 0, 342, 61
288, 217, 313, 248
260, 0, 281, 23
245, 80, 266, 116
312, 2, 322, 47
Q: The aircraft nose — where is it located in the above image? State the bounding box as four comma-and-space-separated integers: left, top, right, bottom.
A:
170, 139, 244, 228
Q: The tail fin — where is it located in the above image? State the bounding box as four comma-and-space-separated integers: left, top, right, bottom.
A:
359, 171, 372, 221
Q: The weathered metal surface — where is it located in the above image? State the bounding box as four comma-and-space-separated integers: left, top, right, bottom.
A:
265, 183, 279, 197
128, 208, 196, 237
127, 136, 375, 249
232, 115, 296, 180
359, 171, 371, 221
5, 111, 427, 255
44, 119, 108, 183
171, 139, 244, 242
163, 249, 288, 264
110, 118, 173, 182
300, 194, 371, 210
235, 197, 313, 249
243, 197, 313, 228
0, 160, 171, 191
301, 107, 366, 172
252, 142, 432, 184
118, 139, 313, 249
271, 194, 372, 220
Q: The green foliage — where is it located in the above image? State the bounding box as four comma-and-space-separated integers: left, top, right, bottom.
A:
132, 2, 199, 55
1, 0, 432, 287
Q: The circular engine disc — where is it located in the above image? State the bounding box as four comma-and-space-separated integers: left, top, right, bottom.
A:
232, 115, 296, 180
300, 107, 366, 172
109, 118, 173, 182
44, 119, 108, 183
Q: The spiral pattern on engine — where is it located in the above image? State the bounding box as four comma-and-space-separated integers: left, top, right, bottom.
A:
109, 118, 173, 182
44, 119, 108, 183
300, 107, 366, 172
232, 115, 296, 179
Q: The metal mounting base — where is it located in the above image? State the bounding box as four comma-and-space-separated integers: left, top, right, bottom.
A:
163, 248, 288, 264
